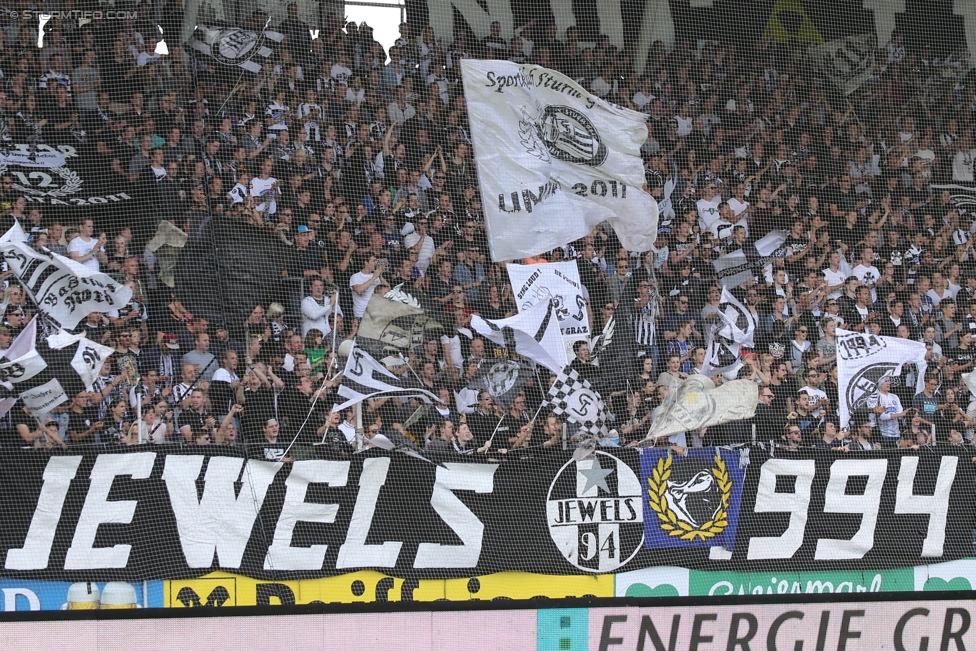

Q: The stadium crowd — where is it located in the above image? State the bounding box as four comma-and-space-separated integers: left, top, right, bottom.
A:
0, 4, 974, 460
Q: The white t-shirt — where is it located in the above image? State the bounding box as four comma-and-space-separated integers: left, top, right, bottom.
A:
402, 232, 435, 275
249, 176, 278, 216
952, 150, 976, 182
212, 368, 240, 384
67, 235, 100, 272
823, 267, 847, 299
727, 197, 750, 217
696, 196, 722, 231
800, 386, 828, 417
674, 115, 693, 137
853, 263, 880, 301
350, 270, 381, 318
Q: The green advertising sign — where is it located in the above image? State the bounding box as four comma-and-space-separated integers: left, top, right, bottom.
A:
688, 568, 915, 596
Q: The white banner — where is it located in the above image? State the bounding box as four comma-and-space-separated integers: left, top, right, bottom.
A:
507, 262, 590, 339
0, 226, 132, 330
836, 329, 927, 429
461, 60, 657, 261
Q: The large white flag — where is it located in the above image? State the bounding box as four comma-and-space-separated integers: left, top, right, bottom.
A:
836, 329, 927, 429
461, 60, 658, 261
507, 261, 590, 339
470, 299, 567, 374
0, 224, 132, 329
644, 376, 758, 441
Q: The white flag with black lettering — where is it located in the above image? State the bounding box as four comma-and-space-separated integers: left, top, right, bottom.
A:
0, 224, 132, 329
335, 345, 439, 410
0, 318, 114, 415
461, 59, 658, 261
809, 34, 877, 96
836, 329, 927, 429
507, 262, 590, 339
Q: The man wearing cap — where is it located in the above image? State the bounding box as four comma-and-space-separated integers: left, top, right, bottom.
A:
286, 225, 328, 278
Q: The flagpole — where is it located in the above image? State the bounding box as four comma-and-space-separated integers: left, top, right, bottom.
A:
487, 366, 548, 448
398, 352, 426, 386
281, 369, 335, 459
325, 280, 340, 376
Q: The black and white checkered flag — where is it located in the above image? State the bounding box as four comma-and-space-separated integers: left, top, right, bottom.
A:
546, 367, 610, 436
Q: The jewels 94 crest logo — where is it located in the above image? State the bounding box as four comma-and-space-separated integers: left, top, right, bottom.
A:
640, 448, 746, 550
546, 451, 644, 573
519, 105, 608, 167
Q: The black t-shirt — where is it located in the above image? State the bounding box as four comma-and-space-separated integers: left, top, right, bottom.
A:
828, 188, 857, 215
177, 408, 214, 440
241, 387, 275, 443
668, 234, 695, 259
75, 319, 111, 344
429, 276, 453, 303
248, 439, 289, 461
877, 243, 903, 267
948, 345, 976, 370
43, 103, 76, 143
67, 406, 103, 446
277, 386, 312, 432
6, 406, 33, 447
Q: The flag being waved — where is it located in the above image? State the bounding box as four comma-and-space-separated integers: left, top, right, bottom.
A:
0, 224, 132, 330
809, 34, 877, 96
643, 376, 758, 442
546, 367, 611, 437
836, 329, 926, 429
712, 230, 788, 288
461, 59, 658, 261
467, 358, 536, 411
701, 287, 756, 379
470, 299, 567, 374
0, 317, 114, 416
335, 345, 439, 411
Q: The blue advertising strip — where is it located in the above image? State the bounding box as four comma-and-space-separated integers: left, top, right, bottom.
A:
0, 580, 164, 611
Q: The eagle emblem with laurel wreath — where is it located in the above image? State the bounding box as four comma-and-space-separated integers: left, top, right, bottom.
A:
646, 454, 731, 543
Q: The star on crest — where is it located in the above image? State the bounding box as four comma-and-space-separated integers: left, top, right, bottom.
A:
578, 455, 614, 494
